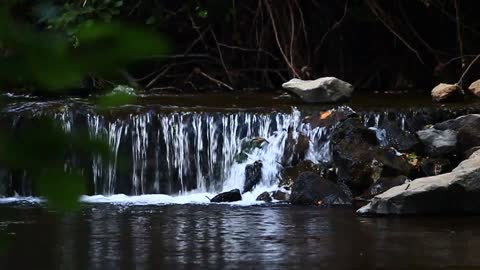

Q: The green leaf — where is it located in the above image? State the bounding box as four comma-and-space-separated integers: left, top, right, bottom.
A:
36, 170, 86, 211
114, 1, 123, 7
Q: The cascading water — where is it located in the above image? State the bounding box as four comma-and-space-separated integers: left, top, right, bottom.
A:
0, 103, 333, 202
4, 100, 473, 204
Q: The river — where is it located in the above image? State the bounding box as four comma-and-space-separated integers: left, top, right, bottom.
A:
1, 92, 480, 269
1, 203, 480, 269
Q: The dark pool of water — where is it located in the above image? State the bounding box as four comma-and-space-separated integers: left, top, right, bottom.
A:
0, 204, 480, 270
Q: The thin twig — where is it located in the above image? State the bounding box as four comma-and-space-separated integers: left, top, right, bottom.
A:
367, 0, 424, 64
183, 25, 212, 56
458, 53, 480, 86
211, 29, 234, 89
128, 0, 142, 16
146, 66, 172, 89
315, 0, 349, 55
288, 0, 295, 74
294, 0, 310, 65
454, 0, 465, 70
399, 1, 440, 63
263, 0, 300, 78
218, 43, 279, 61
199, 70, 234, 91
189, 15, 209, 51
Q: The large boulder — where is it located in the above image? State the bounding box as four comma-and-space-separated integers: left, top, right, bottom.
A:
357, 150, 480, 215
290, 172, 351, 206
331, 118, 411, 195
416, 128, 457, 157
210, 189, 242, 203
282, 77, 354, 103
433, 114, 480, 151
243, 161, 262, 193
431, 83, 463, 103
468, 79, 480, 97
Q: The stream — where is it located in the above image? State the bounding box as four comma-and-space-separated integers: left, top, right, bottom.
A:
1, 92, 480, 269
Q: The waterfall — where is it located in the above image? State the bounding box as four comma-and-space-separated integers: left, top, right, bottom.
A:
0, 104, 334, 197
80, 108, 331, 196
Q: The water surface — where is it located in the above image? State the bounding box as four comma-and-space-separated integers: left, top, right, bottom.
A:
0, 203, 479, 270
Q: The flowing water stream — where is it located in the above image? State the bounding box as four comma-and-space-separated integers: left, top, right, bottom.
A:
1, 93, 480, 269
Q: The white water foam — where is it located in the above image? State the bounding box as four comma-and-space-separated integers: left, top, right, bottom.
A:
0, 196, 44, 204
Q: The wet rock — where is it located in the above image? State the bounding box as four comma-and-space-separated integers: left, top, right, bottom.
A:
433, 114, 480, 152
420, 158, 452, 176
381, 119, 423, 153
290, 172, 351, 206
331, 118, 411, 195
280, 160, 333, 187
357, 150, 480, 215
434, 114, 480, 131
210, 189, 242, 203
282, 130, 310, 166
243, 161, 262, 193
272, 189, 290, 201
431, 83, 463, 103
363, 175, 410, 197
417, 128, 457, 157
303, 106, 356, 129
234, 137, 268, 163
256, 191, 272, 202
282, 77, 354, 103
468, 79, 480, 97
457, 122, 480, 152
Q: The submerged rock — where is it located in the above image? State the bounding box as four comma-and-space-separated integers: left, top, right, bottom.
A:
357, 150, 480, 215
417, 128, 457, 157
468, 79, 480, 97
431, 83, 463, 103
210, 189, 242, 203
243, 161, 263, 193
256, 191, 272, 202
282, 77, 354, 103
290, 172, 350, 206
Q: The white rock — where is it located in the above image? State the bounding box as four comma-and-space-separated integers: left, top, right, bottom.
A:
282, 77, 354, 103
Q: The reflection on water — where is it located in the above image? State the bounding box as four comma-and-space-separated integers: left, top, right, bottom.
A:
1, 204, 480, 269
